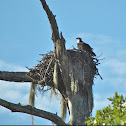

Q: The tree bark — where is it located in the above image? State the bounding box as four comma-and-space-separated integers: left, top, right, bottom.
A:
0, 98, 66, 125
0, 0, 96, 125
40, 0, 59, 42
0, 71, 32, 82
40, 0, 94, 125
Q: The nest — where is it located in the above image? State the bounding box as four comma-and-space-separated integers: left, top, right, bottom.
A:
27, 48, 102, 93
27, 51, 55, 93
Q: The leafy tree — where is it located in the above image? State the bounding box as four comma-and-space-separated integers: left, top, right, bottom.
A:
86, 92, 126, 125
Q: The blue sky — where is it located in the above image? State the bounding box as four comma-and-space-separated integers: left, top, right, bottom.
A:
0, 0, 126, 125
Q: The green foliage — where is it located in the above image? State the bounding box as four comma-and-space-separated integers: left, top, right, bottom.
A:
85, 92, 126, 125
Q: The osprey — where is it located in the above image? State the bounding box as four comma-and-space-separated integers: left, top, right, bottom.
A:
76, 37, 96, 56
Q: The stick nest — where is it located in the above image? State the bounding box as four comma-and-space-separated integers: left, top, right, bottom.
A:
27, 48, 102, 92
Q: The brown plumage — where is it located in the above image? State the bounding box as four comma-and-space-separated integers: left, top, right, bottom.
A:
76, 37, 96, 56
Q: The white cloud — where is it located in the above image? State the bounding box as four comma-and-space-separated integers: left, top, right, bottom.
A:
35, 92, 61, 115
0, 60, 31, 101
94, 99, 111, 110
76, 33, 125, 58
103, 78, 126, 92
0, 60, 61, 119
0, 60, 31, 116
0, 81, 30, 115
103, 59, 126, 75
0, 34, 126, 123
92, 91, 126, 117
77, 33, 115, 44
66, 33, 126, 119
0, 81, 30, 102
0, 60, 28, 72
116, 50, 126, 59
66, 33, 117, 53
75, 33, 122, 50
0, 80, 30, 90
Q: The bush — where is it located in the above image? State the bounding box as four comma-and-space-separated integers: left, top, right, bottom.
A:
86, 92, 126, 125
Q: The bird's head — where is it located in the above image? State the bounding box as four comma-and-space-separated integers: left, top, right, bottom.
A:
76, 37, 82, 43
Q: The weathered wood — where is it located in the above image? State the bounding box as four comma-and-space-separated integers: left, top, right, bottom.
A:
0, 0, 101, 125
40, 0, 95, 125
40, 0, 59, 42
0, 71, 32, 82
0, 98, 66, 125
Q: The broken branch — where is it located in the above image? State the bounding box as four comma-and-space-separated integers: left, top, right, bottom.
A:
0, 98, 66, 125
0, 71, 32, 82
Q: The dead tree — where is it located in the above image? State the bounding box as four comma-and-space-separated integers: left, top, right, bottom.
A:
0, 0, 102, 125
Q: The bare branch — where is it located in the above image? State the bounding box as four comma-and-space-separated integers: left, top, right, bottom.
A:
40, 0, 66, 58
0, 70, 55, 90
0, 98, 66, 125
0, 71, 32, 82
40, 0, 59, 42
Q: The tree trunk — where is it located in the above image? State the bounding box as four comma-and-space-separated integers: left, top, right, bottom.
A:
55, 50, 94, 125
68, 93, 89, 125
0, 0, 101, 125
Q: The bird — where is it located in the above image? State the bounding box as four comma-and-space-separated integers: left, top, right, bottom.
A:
76, 37, 96, 56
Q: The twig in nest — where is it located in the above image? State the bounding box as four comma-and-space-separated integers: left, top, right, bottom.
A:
96, 52, 103, 58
